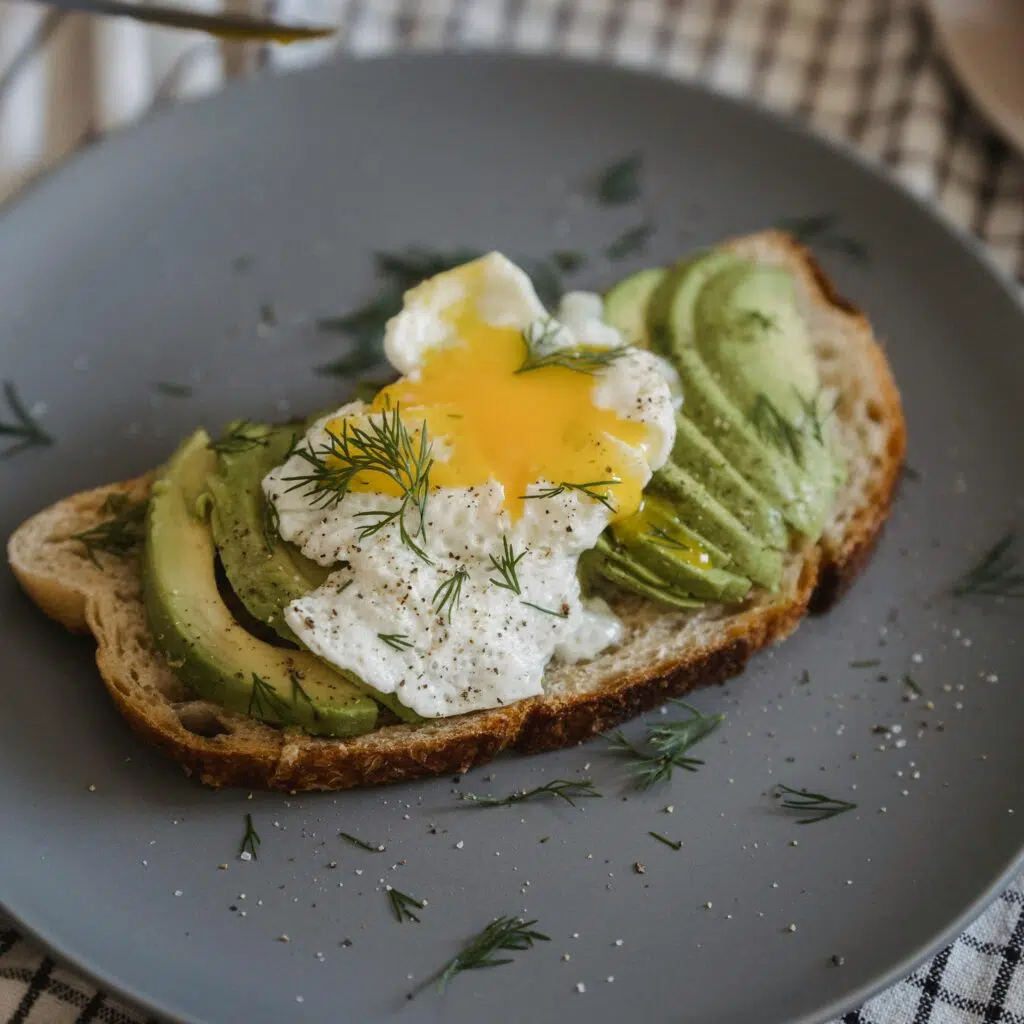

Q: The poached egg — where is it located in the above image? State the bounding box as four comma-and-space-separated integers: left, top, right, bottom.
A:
263, 253, 676, 718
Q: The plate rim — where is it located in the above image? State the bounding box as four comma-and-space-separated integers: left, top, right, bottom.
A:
2, 48, 1023, 1024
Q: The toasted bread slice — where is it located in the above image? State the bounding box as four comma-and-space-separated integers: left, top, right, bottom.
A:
6, 232, 906, 791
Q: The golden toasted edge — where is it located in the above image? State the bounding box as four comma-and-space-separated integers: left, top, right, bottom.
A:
6, 234, 906, 791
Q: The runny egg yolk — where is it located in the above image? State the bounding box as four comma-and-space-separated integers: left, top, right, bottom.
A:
324, 273, 655, 522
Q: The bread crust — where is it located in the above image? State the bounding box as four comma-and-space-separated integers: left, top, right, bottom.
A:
6, 234, 906, 791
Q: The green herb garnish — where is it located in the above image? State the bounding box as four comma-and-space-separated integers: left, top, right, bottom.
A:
606, 223, 652, 261
208, 420, 268, 455
776, 785, 857, 825
339, 831, 381, 852
902, 674, 922, 696
516, 319, 628, 376
750, 393, 803, 463
387, 886, 425, 923
1, 381, 52, 459
951, 533, 1023, 599
461, 779, 601, 808
379, 632, 414, 652
521, 478, 621, 512
247, 673, 292, 724
595, 153, 642, 205
261, 498, 280, 554
285, 406, 433, 563
850, 659, 880, 669
608, 701, 724, 789
422, 915, 549, 995
289, 671, 320, 721
648, 831, 682, 850
152, 381, 193, 398
793, 387, 837, 445
433, 567, 469, 623
71, 493, 148, 568
239, 813, 261, 860
551, 250, 587, 274
488, 536, 526, 595
520, 601, 569, 618
777, 213, 869, 265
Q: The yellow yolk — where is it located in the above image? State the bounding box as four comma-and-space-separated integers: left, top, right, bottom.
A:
323, 284, 654, 522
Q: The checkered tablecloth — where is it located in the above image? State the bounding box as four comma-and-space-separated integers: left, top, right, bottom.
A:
2, 1, 1023, 1021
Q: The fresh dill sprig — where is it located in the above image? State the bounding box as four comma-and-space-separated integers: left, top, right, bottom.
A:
902, 674, 923, 696
261, 498, 280, 554
606, 222, 652, 261
387, 886, 425, 923
152, 380, 193, 398
284, 406, 433, 562
208, 420, 268, 455
521, 600, 569, 618
339, 831, 383, 852
289, 670, 321, 722
461, 779, 601, 808
775, 785, 857, 825
951, 533, 1024, 599
379, 632, 414, 652
522, 478, 621, 512
777, 213, 869, 265
648, 831, 682, 851
608, 701, 725, 789
247, 673, 293, 724
433, 567, 469, 623
488, 536, 525, 595
750, 393, 803, 463
421, 916, 549, 995
646, 527, 698, 553
595, 153, 642, 205
1, 380, 53, 459
239, 813, 261, 860
793, 387, 837, 445
551, 250, 587, 274
71, 493, 148, 568
731, 310, 777, 339
515, 319, 628, 376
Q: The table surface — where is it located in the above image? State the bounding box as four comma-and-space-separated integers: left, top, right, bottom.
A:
1, 1, 1023, 1023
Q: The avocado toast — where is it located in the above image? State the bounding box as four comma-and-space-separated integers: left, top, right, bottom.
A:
7, 231, 905, 791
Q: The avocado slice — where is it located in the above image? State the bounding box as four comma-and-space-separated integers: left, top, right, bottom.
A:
204, 422, 425, 725
580, 539, 705, 612
605, 269, 788, 551
205, 422, 328, 645
670, 411, 788, 550
647, 463, 782, 588
604, 267, 666, 348
144, 429, 378, 738
647, 253, 830, 537
608, 493, 751, 603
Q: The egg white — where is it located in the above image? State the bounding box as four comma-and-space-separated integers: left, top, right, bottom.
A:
264, 253, 676, 718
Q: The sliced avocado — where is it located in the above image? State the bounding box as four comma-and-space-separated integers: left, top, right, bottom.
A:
647, 463, 782, 588
608, 493, 751, 603
604, 268, 787, 550
204, 422, 425, 725
603, 267, 666, 348
670, 412, 788, 549
648, 254, 831, 537
580, 539, 705, 612
144, 429, 378, 738
206, 422, 328, 645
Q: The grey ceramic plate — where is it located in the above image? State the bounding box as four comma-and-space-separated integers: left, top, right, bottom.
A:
1, 54, 1023, 1024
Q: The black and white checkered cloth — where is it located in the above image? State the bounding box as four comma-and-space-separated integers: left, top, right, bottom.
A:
1, 1, 1022, 1021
